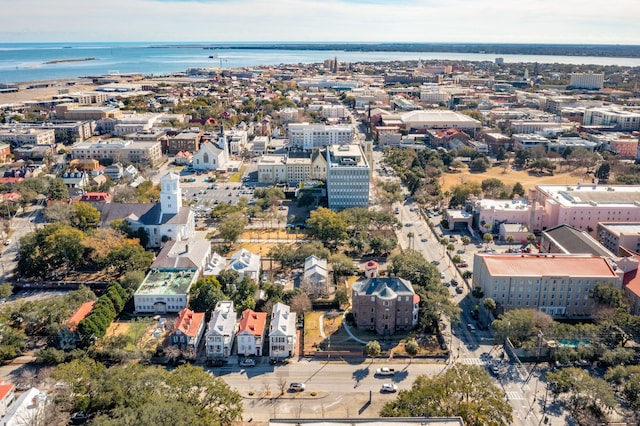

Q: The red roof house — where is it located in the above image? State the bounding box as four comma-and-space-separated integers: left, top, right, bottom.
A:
236, 309, 267, 356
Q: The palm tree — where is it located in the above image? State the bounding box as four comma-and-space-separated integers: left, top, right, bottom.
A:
483, 232, 494, 250
483, 297, 497, 324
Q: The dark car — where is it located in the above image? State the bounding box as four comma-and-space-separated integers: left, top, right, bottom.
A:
455, 286, 463, 294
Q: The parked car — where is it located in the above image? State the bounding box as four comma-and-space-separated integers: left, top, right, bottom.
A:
239, 358, 256, 367
289, 382, 305, 392
381, 383, 398, 393
455, 286, 463, 294
467, 323, 476, 332
458, 262, 468, 267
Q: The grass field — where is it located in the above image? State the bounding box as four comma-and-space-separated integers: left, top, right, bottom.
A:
440, 164, 589, 192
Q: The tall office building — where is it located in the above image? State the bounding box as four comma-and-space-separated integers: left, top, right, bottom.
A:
326, 144, 370, 210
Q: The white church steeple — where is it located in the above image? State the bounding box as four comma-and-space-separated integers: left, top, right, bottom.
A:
160, 172, 182, 215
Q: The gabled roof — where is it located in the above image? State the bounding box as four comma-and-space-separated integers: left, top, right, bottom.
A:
172, 308, 205, 338
269, 302, 296, 337
238, 309, 267, 337
229, 248, 260, 272
66, 301, 96, 332
208, 301, 237, 336
0, 381, 14, 401
543, 224, 614, 257
151, 239, 211, 270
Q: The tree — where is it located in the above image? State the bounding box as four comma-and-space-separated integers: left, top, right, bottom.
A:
547, 367, 617, 422
57, 363, 243, 425
106, 241, 154, 275
404, 338, 419, 361
526, 233, 536, 245
496, 147, 506, 162
596, 163, 611, 181
483, 297, 497, 322
334, 286, 349, 308
511, 182, 525, 197
482, 232, 493, 247
48, 178, 70, 200
189, 277, 225, 313
380, 365, 513, 426
44, 202, 72, 223
329, 253, 354, 278
448, 182, 482, 208
492, 309, 553, 347
469, 157, 490, 172
289, 293, 312, 317
365, 340, 381, 358
70, 202, 101, 231
218, 212, 248, 244
306, 207, 347, 247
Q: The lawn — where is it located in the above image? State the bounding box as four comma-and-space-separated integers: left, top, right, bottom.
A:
440, 164, 589, 192
103, 317, 166, 351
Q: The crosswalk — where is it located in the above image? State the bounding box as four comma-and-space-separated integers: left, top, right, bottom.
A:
506, 391, 524, 400
460, 357, 485, 365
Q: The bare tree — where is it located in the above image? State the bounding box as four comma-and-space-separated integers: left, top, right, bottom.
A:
262, 380, 271, 398
278, 377, 287, 396
289, 293, 312, 317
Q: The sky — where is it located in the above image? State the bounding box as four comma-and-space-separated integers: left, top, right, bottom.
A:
0, 0, 638, 44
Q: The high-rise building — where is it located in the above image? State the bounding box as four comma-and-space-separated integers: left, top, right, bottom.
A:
569, 73, 604, 90
326, 144, 370, 210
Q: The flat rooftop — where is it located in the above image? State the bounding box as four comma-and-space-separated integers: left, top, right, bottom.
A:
136, 269, 197, 296
599, 222, 640, 236
538, 185, 640, 207
478, 253, 617, 278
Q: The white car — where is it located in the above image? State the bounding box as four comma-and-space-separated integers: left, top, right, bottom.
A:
239, 358, 255, 367
289, 382, 305, 392
381, 383, 398, 393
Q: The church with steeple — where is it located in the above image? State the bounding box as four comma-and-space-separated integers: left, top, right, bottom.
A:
98, 172, 195, 248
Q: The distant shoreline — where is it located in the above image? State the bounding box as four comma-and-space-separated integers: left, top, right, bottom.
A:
43, 57, 97, 65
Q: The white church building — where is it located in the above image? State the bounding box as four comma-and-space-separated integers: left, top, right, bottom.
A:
98, 172, 195, 248
192, 139, 229, 171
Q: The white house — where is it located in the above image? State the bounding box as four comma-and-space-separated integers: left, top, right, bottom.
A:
203, 252, 227, 277
228, 248, 261, 282
1, 388, 47, 426
192, 140, 229, 171
236, 309, 267, 357
205, 301, 237, 360
269, 302, 297, 360
303, 255, 329, 296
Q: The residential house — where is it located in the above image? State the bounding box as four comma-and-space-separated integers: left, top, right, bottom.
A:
0, 388, 47, 426
303, 255, 329, 297
228, 248, 261, 282
351, 277, 420, 336
58, 301, 96, 350
203, 252, 227, 277
269, 302, 296, 360
169, 308, 206, 355
0, 382, 15, 417
205, 301, 237, 360
236, 309, 267, 357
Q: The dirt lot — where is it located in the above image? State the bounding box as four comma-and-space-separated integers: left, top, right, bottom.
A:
441, 164, 589, 192
103, 317, 171, 351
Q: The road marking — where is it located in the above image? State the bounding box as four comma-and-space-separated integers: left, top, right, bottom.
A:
460, 358, 484, 365
506, 391, 524, 400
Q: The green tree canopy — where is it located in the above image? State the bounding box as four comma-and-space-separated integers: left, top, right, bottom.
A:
53, 363, 242, 425
380, 365, 512, 426
306, 207, 347, 247
71, 202, 101, 231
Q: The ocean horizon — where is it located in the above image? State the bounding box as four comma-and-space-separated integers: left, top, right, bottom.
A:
2, 42, 640, 84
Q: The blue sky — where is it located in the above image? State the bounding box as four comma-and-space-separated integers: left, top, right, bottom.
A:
0, 0, 638, 44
